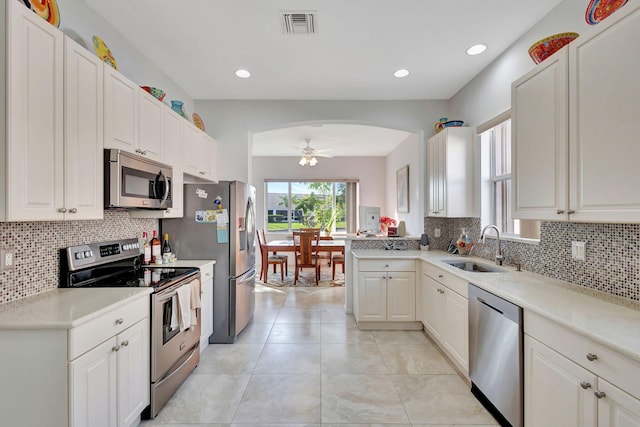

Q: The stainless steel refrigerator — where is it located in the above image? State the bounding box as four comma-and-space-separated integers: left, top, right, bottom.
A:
162, 181, 256, 343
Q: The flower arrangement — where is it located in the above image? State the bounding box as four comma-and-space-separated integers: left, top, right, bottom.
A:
380, 216, 397, 227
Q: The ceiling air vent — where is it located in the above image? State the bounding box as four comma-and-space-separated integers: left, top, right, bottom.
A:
281, 12, 317, 35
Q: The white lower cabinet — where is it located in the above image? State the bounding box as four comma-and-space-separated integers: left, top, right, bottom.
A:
353, 259, 416, 326
525, 312, 640, 427
71, 319, 148, 427
420, 262, 469, 374
199, 262, 215, 351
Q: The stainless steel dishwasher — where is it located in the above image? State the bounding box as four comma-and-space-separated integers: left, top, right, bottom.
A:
468, 283, 523, 427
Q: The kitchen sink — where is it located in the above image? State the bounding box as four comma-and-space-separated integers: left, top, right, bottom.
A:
442, 260, 508, 273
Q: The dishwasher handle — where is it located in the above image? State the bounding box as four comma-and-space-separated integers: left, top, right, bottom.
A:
477, 296, 504, 315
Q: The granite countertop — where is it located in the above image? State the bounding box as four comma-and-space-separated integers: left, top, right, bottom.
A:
351, 249, 640, 362
0, 288, 153, 330
149, 259, 216, 269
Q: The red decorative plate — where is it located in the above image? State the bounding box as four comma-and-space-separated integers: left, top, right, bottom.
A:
585, 0, 628, 25
23, 0, 60, 27
528, 32, 579, 65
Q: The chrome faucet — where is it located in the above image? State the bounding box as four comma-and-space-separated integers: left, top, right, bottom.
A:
480, 225, 504, 266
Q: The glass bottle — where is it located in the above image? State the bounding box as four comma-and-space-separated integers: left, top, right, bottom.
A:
142, 231, 151, 265
151, 230, 161, 264
456, 227, 474, 256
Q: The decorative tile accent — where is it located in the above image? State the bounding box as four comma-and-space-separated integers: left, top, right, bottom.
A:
424, 218, 640, 303
0, 211, 158, 304
351, 238, 420, 251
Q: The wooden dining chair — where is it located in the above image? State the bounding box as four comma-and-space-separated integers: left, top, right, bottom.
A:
301, 227, 332, 265
292, 229, 321, 285
256, 229, 287, 282
332, 251, 345, 280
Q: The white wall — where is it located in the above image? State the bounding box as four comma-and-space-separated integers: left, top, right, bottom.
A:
194, 100, 449, 183
56, 0, 193, 113
449, 0, 599, 126
385, 133, 423, 236
253, 156, 386, 237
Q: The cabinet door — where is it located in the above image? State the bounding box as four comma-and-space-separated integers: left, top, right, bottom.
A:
597, 378, 640, 427
569, 4, 640, 223
524, 335, 597, 427
164, 108, 184, 168
427, 133, 444, 216
117, 320, 149, 427
183, 122, 203, 177
6, 0, 65, 221
357, 272, 387, 321
104, 65, 138, 152
70, 337, 118, 427
442, 288, 468, 373
200, 277, 214, 350
138, 91, 164, 161
512, 48, 569, 221
201, 134, 218, 182
421, 275, 443, 340
64, 36, 104, 220
387, 272, 415, 321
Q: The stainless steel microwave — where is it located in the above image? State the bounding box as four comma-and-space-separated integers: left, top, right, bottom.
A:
104, 149, 173, 210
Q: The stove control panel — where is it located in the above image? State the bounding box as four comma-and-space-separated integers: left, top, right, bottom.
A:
63, 238, 141, 271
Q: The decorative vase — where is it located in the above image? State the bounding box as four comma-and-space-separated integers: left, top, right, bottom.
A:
170, 100, 185, 118
456, 227, 474, 256
380, 223, 388, 235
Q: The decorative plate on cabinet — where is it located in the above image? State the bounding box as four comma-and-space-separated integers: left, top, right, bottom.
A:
528, 32, 579, 64
192, 113, 206, 131
92, 35, 118, 70
585, 0, 628, 24
23, 0, 60, 27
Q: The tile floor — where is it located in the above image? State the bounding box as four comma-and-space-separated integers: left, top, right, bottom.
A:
141, 283, 498, 426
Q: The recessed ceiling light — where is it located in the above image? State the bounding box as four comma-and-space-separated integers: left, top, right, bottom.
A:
466, 44, 487, 55
235, 69, 251, 78
393, 69, 410, 78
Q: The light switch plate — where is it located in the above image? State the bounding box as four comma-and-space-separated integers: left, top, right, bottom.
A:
434, 228, 441, 238
571, 241, 586, 261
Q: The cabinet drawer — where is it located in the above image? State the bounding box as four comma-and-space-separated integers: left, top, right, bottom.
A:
422, 262, 468, 298
525, 310, 640, 399
69, 296, 149, 360
358, 259, 415, 272
199, 262, 214, 282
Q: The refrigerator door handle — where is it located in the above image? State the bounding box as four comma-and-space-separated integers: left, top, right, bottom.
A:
236, 268, 257, 283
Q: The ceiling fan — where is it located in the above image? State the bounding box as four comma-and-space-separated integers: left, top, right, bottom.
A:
297, 138, 333, 166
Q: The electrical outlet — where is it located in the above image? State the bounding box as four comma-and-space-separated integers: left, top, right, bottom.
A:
434, 228, 441, 238
1, 248, 15, 271
571, 241, 586, 261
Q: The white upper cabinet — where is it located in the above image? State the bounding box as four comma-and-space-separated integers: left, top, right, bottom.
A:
5, 1, 102, 221
64, 36, 104, 220
183, 121, 218, 182
5, 0, 64, 221
513, 2, 640, 223
137, 90, 164, 162
104, 64, 139, 154
427, 127, 475, 218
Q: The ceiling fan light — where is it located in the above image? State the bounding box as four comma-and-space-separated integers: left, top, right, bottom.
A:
310, 157, 318, 166
299, 157, 307, 166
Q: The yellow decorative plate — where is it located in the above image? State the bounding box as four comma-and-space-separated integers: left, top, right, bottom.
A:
192, 113, 205, 131
92, 35, 118, 70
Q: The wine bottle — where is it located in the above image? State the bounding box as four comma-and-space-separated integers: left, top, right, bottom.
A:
142, 231, 151, 265
162, 233, 172, 255
151, 230, 161, 264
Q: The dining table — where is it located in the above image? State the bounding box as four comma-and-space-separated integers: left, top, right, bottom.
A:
259, 238, 346, 282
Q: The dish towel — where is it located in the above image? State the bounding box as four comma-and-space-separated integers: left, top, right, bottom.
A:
189, 279, 202, 330
169, 296, 179, 331
176, 285, 192, 331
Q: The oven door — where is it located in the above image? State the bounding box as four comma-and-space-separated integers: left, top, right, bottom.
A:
106, 149, 173, 209
151, 276, 201, 382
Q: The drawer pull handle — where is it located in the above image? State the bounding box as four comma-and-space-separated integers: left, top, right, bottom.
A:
121, 340, 129, 347
115, 318, 124, 325
69, 208, 78, 213
556, 209, 565, 214
580, 382, 592, 389
112, 345, 120, 352
567, 210, 576, 214
438, 274, 443, 278
586, 353, 598, 362
58, 208, 67, 213
594, 391, 606, 399
385, 264, 389, 268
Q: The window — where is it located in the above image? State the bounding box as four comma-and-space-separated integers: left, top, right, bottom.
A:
265, 181, 352, 233
480, 118, 540, 240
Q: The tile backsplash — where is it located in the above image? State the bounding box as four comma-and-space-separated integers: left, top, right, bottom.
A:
0, 211, 157, 304
424, 217, 640, 303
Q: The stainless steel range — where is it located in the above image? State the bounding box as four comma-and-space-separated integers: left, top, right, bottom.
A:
60, 238, 201, 419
